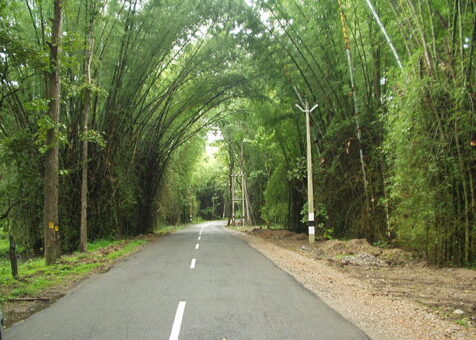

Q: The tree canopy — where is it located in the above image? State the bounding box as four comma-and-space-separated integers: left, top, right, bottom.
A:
0, 0, 475, 267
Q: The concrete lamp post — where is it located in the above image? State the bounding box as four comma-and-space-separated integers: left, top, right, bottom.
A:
295, 99, 318, 244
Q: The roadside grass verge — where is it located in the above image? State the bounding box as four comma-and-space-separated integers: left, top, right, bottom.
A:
154, 224, 188, 235
154, 220, 220, 236
0, 238, 148, 303
0, 223, 191, 305
227, 224, 285, 232
0, 224, 195, 327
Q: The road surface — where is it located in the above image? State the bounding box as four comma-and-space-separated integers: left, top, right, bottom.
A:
6, 221, 368, 340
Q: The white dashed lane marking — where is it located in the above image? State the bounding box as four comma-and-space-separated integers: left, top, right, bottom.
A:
174, 225, 207, 338
169, 301, 186, 340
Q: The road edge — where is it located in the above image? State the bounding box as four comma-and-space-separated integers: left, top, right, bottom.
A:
226, 228, 471, 340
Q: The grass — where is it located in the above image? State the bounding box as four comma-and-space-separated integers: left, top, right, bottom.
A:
0, 231, 26, 257
0, 238, 148, 303
87, 239, 122, 252
154, 224, 188, 235
0, 231, 7, 255
456, 317, 470, 328
0, 223, 188, 305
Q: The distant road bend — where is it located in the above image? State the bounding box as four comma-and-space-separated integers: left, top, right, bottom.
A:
6, 221, 368, 340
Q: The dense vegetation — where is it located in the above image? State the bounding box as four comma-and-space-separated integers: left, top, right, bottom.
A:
0, 0, 474, 270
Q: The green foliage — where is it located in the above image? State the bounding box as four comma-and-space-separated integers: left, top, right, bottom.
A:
0, 0, 474, 267
455, 318, 470, 328
154, 225, 188, 235
35, 116, 69, 154
0, 232, 9, 256
79, 130, 106, 149
323, 228, 334, 240
0, 238, 147, 299
385, 69, 475, 263
0, 128, 43, 254
287, 157, 307, 181
261, 165, 289, 225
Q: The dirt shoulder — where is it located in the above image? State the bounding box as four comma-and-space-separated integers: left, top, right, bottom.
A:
228, 227, 476, 340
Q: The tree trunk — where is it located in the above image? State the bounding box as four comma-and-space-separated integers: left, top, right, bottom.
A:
9, 233, 18, 280
222, 195, 227, 219
80, 88, 90, 252
137, 197, 154, 234
80, 7, 96, 252
44, 0, 64, 265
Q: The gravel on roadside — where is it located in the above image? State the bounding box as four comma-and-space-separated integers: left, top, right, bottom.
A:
229, 229, 475, 340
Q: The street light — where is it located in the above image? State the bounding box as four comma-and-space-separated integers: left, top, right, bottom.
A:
295, 89, 318, 244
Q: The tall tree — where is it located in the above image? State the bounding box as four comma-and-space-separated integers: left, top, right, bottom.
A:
44, 0, 64, 264
80, 0, 99, 252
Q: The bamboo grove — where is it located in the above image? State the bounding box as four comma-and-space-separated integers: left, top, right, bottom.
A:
0, 0, 475, 268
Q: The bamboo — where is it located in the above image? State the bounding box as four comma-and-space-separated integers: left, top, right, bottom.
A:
364, 0, 403, 69
338, 0, 370, 203
80, 2, 97, 253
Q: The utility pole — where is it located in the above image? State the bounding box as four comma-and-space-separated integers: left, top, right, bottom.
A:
231, 172, 244, 225
212, 193, 218, 220
241, 173, 245, 225
243, 173, 252, 225
295, 89, 318, 244
231, 173, 235, 226
189, 191, 193, 222
222, 195, 227, 219
240, 144, 246, 226
240, 141, 253, 226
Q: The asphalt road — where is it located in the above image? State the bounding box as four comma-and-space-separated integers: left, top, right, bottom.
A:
6, 221, 368, 340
